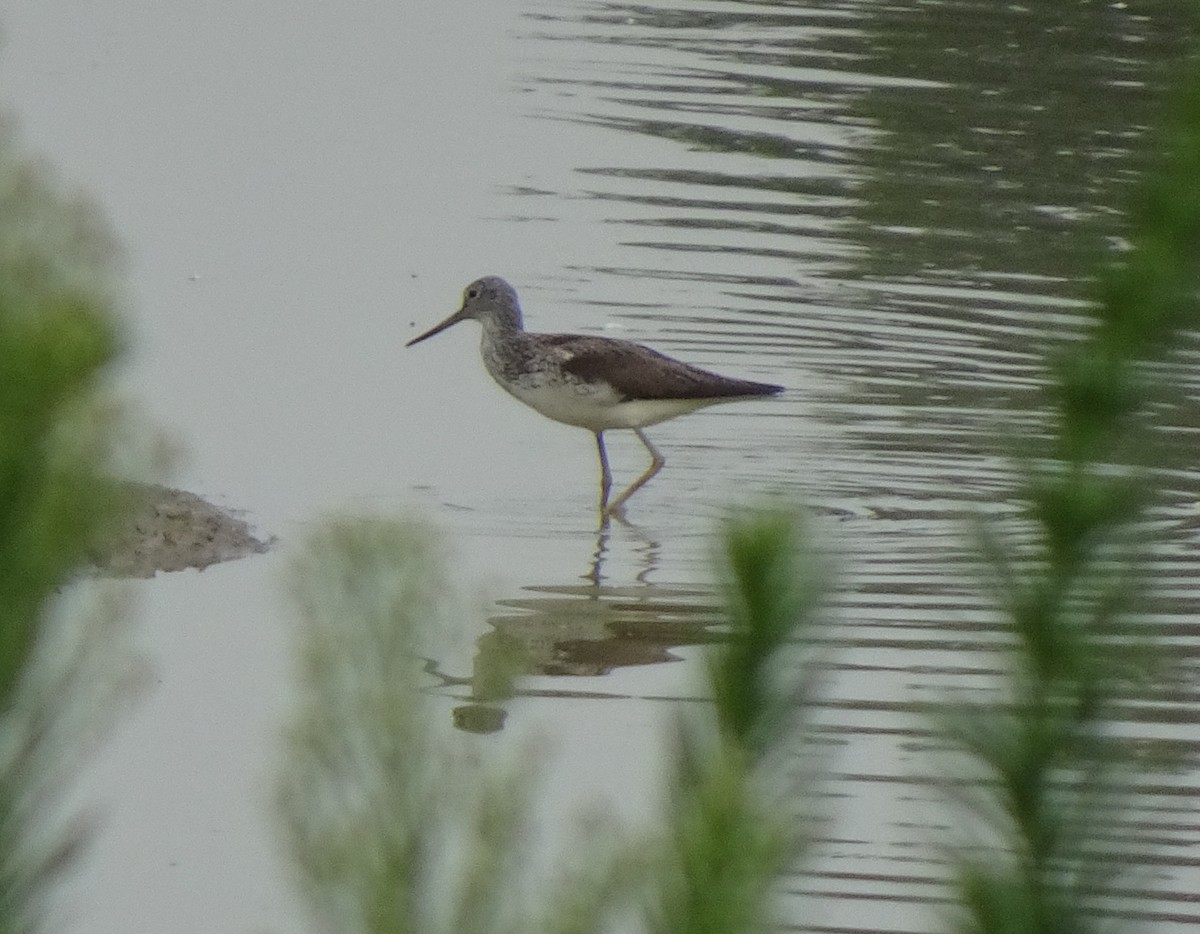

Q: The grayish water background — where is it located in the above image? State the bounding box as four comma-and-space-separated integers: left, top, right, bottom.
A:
2, 1, 1198, 931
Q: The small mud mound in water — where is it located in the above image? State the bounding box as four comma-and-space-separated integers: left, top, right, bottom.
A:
95, 483, 273, 578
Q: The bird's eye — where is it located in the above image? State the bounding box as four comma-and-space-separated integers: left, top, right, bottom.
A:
466, 288, 480, 299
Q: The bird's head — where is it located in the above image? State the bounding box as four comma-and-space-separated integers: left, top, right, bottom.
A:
406, 276, 523, 347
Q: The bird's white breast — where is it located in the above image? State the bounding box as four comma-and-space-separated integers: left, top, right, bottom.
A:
498, 375, 715, 431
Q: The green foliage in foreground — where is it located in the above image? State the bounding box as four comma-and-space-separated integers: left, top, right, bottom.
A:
279, 518, 544, 934
941, 59, 1200, 934
644, 512, 821, 934
277, 510, 820, 934
0, 119, 133, 933
0, 134, 125, 702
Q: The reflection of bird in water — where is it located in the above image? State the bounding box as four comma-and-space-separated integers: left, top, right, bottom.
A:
433, 578, 725, 734
585, 509, 664, 586
425, 519, 708, 734
407, 276, 783, 517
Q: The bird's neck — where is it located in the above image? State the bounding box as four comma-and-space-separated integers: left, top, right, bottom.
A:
479, 310, 524, 342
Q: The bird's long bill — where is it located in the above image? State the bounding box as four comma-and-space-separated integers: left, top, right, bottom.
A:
405, 306, 467, 348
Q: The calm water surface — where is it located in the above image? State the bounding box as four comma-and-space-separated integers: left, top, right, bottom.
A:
3, 1, 1199, 932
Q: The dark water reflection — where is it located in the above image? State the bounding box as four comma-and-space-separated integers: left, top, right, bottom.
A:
476, 0, 1200, 930
433, 519, 721, 724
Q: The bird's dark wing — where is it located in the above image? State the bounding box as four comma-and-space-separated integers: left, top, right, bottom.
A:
539, 334, 782, 401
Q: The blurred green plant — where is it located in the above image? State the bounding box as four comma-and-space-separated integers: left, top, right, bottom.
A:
277, 508, 821, 934
278, 517, 543, 934
939, 59, 1200, 934
642, 510, 821, 934
0, 115, 135, 932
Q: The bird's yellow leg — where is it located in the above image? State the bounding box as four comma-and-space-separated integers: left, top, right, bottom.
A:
603, 428, 664, 516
